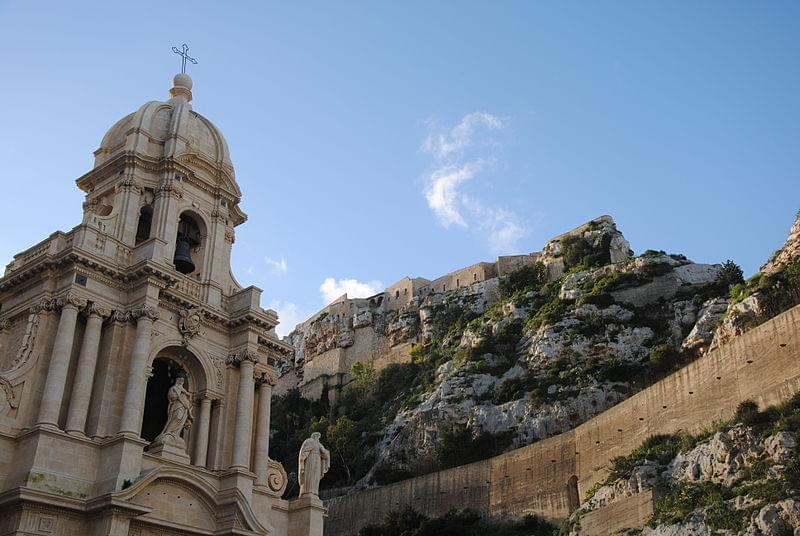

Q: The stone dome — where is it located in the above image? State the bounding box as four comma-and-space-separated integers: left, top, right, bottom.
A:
93, 74, 232, 171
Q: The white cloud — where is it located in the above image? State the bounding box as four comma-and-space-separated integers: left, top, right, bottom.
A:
420, 112, 527, 253
465, 200, 526, 254
423, 112, 505, 161
424, 162, 482, 227
319, 277, 383, 305
265, 256, 288, 275
269, 300, 314, 337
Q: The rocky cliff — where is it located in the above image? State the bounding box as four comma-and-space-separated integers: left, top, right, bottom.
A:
274, 214, 792, 494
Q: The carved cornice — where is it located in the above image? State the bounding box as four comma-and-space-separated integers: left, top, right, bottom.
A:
226, 349, 260, 367
130, 305, 160, 322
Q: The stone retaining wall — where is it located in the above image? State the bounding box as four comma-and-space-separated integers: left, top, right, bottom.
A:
324, 304, 800, 535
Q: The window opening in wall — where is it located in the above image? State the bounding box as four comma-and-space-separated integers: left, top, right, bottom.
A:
456, 279, 460, 287
396, 290, 400, 298
474, 273, 477, 281
135, 205, 153, 245
174, 213, 203, 274
141, 358, 188, 445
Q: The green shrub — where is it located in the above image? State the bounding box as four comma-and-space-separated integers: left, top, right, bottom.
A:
716, 260, 745, 289
500, 262, 546, 298
649, 343, 679, 373
435, 425, 514, 470
733, 400, 761, 426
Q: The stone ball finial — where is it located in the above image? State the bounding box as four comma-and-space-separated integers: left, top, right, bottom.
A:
169, 73, 194, 103
173, 73, 193, 90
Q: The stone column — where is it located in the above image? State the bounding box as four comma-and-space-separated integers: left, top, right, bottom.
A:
65, 304, 109, 435
37, 293, 87, 428
192, 396, 213, 467
119, 305, 159, 436
228, 350, 259, 470
151, 177, 182, 255
253, 373, 274, 485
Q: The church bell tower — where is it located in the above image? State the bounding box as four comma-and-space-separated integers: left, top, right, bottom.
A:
0, 72, 327, 535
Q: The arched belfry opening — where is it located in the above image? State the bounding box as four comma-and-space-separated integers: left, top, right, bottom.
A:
141, 358, 190, 444
135, 205, 153, 245
173, 211, 205, 275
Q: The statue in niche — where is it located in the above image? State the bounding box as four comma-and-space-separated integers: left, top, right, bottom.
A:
298, 432, 330, 497
151, 376, 193, 450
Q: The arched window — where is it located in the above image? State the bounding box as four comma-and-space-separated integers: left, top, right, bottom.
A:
135, 205, 153, 245
173, 212, 206, 275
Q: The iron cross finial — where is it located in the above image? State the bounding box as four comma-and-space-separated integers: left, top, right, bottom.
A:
171, 43, 198, 74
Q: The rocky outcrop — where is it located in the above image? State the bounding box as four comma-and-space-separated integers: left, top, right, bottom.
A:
356, 218, 733, 487
711, 212, 800, 351
572, 422, 800, 536
762, 213, 800, 275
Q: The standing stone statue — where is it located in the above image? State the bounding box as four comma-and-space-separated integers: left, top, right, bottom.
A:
151, 376, 193, 451
298, 432, 330, 497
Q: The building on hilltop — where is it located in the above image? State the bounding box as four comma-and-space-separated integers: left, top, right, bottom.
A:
0, 74, 327, 535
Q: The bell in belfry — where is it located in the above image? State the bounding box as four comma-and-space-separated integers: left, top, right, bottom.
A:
173, 236, 195, 274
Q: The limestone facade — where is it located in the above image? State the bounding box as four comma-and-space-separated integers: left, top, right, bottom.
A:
0, 74, 324, 535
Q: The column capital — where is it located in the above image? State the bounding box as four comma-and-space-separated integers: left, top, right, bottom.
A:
226, 349, 260, 367
156, 178, 183, 198
57, 292, 88, 311
255, 372, 275, 388
86, 303, 111, 319
30, 297, 59, 314
130, 305, 160, 322
109, 309, 132, 324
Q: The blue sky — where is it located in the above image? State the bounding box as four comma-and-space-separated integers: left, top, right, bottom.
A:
1, 2, 798, 334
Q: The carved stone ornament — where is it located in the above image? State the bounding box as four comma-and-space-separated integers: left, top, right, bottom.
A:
0, 319, 9, 332
157, 178, 183, 198
110, 309, 131, 324
267, 458, 288, 496
178, 307, 204, 345
224, 228, 235, 244
58, 292, 88, 311
130, 305, 160, 322
86, 303, 111, 319
226, 349, 260, 367
255, 372, 276, 388
0, 376, 18, 409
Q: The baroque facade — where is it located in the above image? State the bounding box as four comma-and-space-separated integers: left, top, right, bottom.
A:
0, 74, 326, 535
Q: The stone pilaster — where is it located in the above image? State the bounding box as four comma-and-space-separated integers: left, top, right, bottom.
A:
65, 303, 110, 435
36, 292, 87, 428
227, 349, 259, 470
192, 396, 213, 468
118, 305, 159, 436
253, 372, 274, 486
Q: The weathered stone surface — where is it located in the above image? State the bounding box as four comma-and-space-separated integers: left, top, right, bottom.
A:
762, 213, 800, 275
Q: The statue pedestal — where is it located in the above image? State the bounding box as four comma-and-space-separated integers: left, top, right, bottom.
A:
288, 494, 326, 536
148, 441, 191, 464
